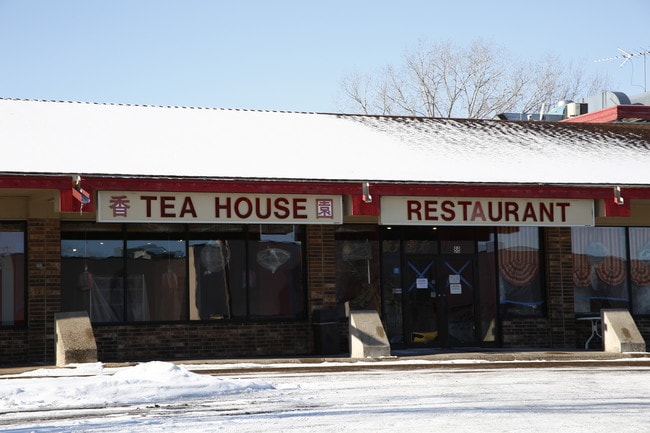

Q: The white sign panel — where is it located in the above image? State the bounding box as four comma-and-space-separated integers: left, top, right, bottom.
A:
416, 278, 429, 289
450, 283, 462, 294
97, 191, 343, 224
380, 196, 594, 226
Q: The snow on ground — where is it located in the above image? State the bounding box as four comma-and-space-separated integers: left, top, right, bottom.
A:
2, 360, 650, 432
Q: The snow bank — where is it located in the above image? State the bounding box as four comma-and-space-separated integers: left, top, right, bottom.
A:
0, 361, 274, 412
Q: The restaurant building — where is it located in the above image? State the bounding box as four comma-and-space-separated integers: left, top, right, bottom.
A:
1, 97, 650, 365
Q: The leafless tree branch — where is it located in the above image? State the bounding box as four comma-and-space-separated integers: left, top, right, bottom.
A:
338, 40, 609, 119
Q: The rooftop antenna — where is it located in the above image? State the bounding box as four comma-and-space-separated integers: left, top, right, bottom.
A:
595, 48, 650, 92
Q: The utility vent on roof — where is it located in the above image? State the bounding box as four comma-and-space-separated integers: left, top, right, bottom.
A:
566, 103, 588, 118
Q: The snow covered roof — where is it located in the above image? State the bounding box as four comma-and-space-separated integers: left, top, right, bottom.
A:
2, 98, 650, 186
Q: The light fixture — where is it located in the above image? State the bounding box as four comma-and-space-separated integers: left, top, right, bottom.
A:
72, 175, 91, 214
613, 186, 624, 205
362, 182, 372, 203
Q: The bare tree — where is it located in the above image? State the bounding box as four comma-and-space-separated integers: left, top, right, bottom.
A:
338, 40, 608, 119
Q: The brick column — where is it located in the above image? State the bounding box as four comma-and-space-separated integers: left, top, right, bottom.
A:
306, 225, 337, 312
544, 227, 576, 348
27, 218, 61, 364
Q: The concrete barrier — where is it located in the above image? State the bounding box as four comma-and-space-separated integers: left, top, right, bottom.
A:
54, 311, 98, 366
349, 310, 390, 358
602, 309, 646, 353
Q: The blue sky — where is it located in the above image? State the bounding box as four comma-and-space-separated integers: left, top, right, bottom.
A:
0, 0, 647, 113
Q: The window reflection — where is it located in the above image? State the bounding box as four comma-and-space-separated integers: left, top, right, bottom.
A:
61, 239, 124, 322
572, 227, 628, 314
0, 227, 25, 326
126, 239, 187, 321
335, 225, 380, 311
498, 227, 544, 317
628, 228, 650, 315
248, 225, 305, 318
381, 239, 402, 343
61, 223, 305, 323
189, 239, 245, 319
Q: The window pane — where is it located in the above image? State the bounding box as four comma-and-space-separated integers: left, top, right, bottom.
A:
629, 228, 650, 315
61, 223, 307, 323
188, 239, 246, 320
572, 227, 628, 314
126, 238, 187, 321
440, 226, 475, 255
248, 225, 304, 318
189, 224, 245, 234
61, 239, 125, 322
335, 225, 380, 311
381, 239, 403, 343
61, 222, 123, 233
498, 227, 544, 317
477, 228, 498, 342
0, 229, 25, 326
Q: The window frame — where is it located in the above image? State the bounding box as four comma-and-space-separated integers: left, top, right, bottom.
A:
571, 226, 629, 317
0, 221, 26, 328
496, 227, 546, 318
60, 223, 308, 324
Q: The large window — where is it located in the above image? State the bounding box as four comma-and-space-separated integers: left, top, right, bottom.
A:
127, 235, 187, 321
61, 237, 125, 322
188, 225, 246, 320
572, 227, 628, 314
61, 223, 306, 323
497, 227, 544, 317
335, 225, 380, 311
628, 228, 650, 315
0, 223, 25, 326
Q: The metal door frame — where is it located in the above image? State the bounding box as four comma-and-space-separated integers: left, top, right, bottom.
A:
401, 253, 480, 347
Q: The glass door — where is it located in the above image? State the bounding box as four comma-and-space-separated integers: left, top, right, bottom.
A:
403, 253, 439, 345
381, 227, 486, 348
402, 254, 478, 346
438, 256, 476, 346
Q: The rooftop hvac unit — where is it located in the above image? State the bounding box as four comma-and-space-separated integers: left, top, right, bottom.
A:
566, 103, 588, 118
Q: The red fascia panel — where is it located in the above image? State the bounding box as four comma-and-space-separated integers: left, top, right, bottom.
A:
561, 105, 650, 123
80, 178, 360, 195
369, 184, 643, 200
60, 188, 95, 213
5, 175, 650, 211
602, 198, 632, 217
0, 175, 70, 189
349, 194, 380, 216
79, 177, 645, 200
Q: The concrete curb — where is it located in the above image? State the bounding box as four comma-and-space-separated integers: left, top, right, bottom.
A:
3, 350, 650, 377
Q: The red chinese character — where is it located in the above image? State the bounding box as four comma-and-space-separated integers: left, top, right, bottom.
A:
316, 199, 333, 219
109, 195, 131, 217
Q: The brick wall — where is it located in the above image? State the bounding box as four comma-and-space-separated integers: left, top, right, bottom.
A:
501, 318, 550, 347
636, 318, 650, 345
501, 228, 577, 349
10, 218, 650, 366
27, 219, 61, 364
89, 224, 336, 362
0, 328, 28, 365
94, 322, 311, 362
544, 227, 577, 348
306, 225, 337, 311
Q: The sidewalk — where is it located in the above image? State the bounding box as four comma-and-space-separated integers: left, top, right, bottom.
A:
175, 348, 650, 374
4, 348, 649, 377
